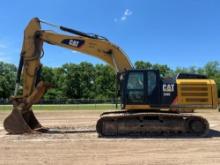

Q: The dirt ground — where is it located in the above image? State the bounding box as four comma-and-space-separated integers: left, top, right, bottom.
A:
0, 110, 220, 165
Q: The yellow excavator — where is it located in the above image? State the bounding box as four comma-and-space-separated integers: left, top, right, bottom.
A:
4, 18, 218, 137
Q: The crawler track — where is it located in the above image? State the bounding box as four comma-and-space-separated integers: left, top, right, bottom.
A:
96, 111, 209, 137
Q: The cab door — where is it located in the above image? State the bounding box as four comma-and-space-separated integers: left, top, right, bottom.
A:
146, 70, 160, 105
125, 71, 145, 104
124, 70, 160, 107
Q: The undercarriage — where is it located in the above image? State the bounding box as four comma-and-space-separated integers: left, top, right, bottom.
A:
96, 110, 209, 137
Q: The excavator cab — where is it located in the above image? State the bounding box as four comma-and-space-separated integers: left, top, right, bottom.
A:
120, 70, 218, 112
121, 70, 160, 109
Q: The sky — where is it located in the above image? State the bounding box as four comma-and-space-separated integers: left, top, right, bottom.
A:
0, 0, 220, 69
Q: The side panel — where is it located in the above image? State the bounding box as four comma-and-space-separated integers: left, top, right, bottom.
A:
176, 79, 216, 109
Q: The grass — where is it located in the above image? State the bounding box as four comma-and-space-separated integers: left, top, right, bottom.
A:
0, 104, 120, 111
1, 101, 219, 111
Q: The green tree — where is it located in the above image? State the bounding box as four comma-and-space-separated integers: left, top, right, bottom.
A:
0, 60, 219, 100
152, 64, 173, 77
41, 66, 56, 84
41, 66, 65, 99
0, 62, 16, 98
79, 62, 96, 98
62, 63, 81, 99
135, 61, 173, 77
95, 64, 115, 99
203, 61, 220, 96
203, 61, 219, 77
135, 61, 152, 69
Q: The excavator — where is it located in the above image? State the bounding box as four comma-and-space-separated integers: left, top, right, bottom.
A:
4, 17, 218, 137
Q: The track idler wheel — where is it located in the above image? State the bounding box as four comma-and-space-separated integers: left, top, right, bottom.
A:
187, 117, 209, 137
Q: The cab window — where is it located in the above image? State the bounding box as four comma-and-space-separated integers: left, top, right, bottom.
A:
127, 72, 144, 90
127, 72, 144, 103
147, 71, 156, 96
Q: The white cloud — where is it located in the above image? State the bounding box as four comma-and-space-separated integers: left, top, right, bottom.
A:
121, 9, 133, 21
114, 9, 133, 22
121, 16, 127, 21
124, 9, 133, 16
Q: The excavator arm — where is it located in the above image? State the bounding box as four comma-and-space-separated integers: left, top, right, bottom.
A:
4, 17, 133, 134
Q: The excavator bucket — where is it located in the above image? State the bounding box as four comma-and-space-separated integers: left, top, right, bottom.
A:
3, 107, 47, 134
3, 81, 50, 134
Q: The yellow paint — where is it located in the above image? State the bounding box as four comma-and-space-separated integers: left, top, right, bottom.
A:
125, 105, 151, 110
176, 79, 218, 109
40, 29, 132, 73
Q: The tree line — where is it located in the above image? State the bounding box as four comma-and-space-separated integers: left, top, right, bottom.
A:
0, 61, 219, 99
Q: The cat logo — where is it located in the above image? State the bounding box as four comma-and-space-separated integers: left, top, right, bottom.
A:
61, 39, 85, 48
69, 40, 80, 47
163, 84, 175, 92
